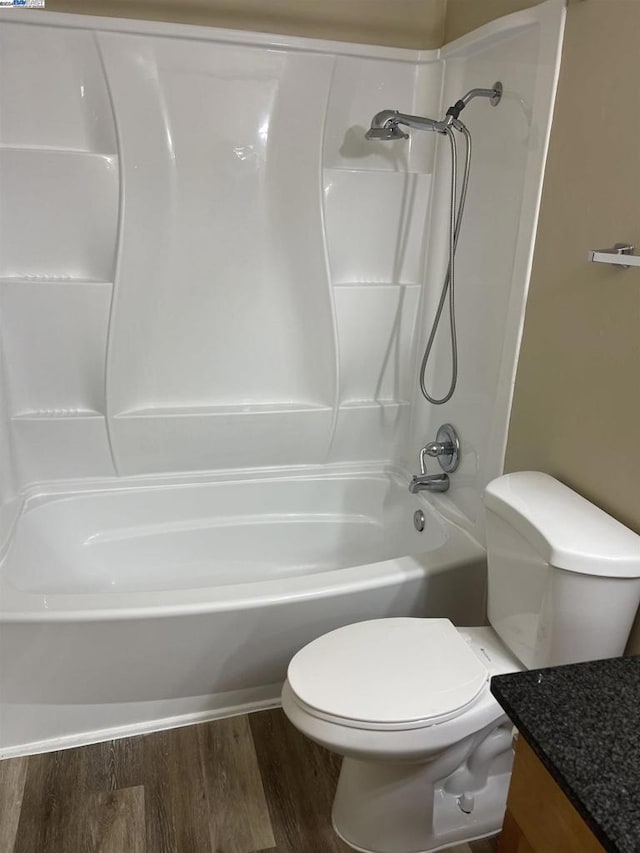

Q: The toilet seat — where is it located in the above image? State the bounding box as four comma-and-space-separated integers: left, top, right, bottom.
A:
286, 618, 490, 732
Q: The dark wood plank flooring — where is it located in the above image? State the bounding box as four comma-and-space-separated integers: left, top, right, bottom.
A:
0, 709, 498, 853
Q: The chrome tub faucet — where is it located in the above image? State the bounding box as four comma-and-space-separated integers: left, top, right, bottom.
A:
409, 472, 450, 494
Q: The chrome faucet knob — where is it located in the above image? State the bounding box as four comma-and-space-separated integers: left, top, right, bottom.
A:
418, 424, 460, 475
423, 441, 452, 458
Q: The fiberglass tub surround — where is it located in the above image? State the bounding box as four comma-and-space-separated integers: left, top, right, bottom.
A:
0, 18, 441, 486
0, 1, 564, 756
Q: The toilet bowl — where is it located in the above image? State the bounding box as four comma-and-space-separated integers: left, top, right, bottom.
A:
282, 618, 521, 853
282, 473, 640, 853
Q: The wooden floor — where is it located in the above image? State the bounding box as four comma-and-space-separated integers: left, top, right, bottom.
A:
0, 709, 498, 853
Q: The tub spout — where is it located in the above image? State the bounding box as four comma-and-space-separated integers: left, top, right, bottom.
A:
409, 474, 450, 494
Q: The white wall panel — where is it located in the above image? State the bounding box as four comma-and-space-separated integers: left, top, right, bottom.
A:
100, 34, 339, 473
324, 169, 431, 285
0, 23, 116, 153
324, 55, 423, 172
0, 150, 118, 282
111, 407, 333, 474
11, 415, 114, 483
329, 403, 411, 463
0, 281, 111, 416
334, 284, 419, 404
102, 35, 336, 413
0, 15, 440, 486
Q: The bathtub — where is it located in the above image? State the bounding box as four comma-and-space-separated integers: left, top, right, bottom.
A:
0, 466, 486, 757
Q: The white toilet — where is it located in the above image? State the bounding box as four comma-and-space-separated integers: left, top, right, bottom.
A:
282, 472, 640, 853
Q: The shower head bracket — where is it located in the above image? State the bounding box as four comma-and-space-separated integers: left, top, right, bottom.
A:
490, 81, 503, 106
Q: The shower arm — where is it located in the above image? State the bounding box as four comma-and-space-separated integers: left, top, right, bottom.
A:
368, 85, 501, 138
446, 84, 503, 119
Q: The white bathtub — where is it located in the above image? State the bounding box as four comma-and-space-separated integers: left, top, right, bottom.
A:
0, 467, 486, 757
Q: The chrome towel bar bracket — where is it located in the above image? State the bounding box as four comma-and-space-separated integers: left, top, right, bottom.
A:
588, 243, 640, 269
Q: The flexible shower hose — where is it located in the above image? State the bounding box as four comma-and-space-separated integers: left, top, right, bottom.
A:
419, 123, 472, 404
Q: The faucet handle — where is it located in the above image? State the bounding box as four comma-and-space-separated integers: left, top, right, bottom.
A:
419, 424, 460, 474
423, 441, 452, 457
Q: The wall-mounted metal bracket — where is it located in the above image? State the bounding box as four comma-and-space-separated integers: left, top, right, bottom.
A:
588, 243, 640, 270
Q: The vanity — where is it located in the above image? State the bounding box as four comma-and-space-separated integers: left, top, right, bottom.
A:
491, 657, 640, 853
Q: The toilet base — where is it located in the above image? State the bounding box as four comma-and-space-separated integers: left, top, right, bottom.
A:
333, 822, 501, 853
332, 756, 511, 853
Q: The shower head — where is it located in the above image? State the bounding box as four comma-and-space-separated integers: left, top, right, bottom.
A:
365, 109, 444, 142
365, 124, 409, 141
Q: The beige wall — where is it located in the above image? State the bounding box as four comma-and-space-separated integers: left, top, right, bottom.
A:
444, 0, 542, 42
40, 0, 446, 48
40, 0, 548, 47
503, 0, 640, 652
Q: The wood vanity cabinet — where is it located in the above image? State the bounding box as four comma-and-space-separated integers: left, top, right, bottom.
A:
497, 737, 605, 853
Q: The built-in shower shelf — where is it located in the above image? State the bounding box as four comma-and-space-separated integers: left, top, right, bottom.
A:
0, 278, 113, 286
115, 403, 334, 419
325, 164, 432, 177
332, 280, 420, 288
340, 400, 410, 409
0, 145, 118, 158
12, 409, 105, 421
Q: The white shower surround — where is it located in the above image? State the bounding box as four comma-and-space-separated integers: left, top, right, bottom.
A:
0, 1, 565, 755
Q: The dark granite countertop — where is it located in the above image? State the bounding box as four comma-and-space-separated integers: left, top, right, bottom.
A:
491, 656, 640, 853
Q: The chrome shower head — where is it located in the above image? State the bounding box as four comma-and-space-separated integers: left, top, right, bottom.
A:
365, 108, 446, 142
364, 124, 409, 141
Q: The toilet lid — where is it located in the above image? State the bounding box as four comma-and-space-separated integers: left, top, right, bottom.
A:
287, 618, 488, 727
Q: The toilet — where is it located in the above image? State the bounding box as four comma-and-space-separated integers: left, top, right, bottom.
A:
282, 472, 640, 853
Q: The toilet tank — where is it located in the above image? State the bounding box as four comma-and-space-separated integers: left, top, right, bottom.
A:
484, 472, 640, 669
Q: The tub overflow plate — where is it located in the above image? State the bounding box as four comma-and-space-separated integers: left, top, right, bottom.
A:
413, 510, 425, 532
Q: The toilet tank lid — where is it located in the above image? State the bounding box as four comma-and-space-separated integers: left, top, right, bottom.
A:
484, 472, 640, 578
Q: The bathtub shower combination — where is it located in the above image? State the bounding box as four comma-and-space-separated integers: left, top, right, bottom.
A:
0, 2, 565, 756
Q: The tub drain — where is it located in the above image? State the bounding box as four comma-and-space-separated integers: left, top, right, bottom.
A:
413, 509, 425, 532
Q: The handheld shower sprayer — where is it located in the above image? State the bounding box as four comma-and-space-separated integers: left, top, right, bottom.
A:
364, 121, 409, 141
364, 82, 503, 405
365, 110, 443, 140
